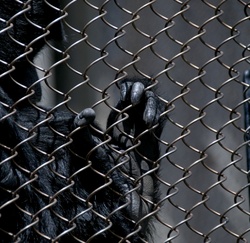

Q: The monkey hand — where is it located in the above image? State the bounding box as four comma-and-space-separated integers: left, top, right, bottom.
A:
119, 78, 164, 128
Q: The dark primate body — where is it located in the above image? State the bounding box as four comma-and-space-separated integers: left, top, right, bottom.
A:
0, 1, 165, 242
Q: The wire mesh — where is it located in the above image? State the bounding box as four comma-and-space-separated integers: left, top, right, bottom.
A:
1, 0, 250, 242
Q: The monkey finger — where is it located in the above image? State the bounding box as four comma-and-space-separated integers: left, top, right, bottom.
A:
74, 108, 96, 127
130, 82, 145, 105
120, 82, 133, 101
244, 70, 250, 84
143, 91, 159, 127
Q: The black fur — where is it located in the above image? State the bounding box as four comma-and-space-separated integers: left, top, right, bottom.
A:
0, 1, 166, 242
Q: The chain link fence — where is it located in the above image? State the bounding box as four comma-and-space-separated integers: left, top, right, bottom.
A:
1, 0, 250, 242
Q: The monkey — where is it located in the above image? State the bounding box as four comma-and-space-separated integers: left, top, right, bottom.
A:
0, 1, 166, 242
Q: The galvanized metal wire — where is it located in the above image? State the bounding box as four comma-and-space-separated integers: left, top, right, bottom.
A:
1, 0, 250, 242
